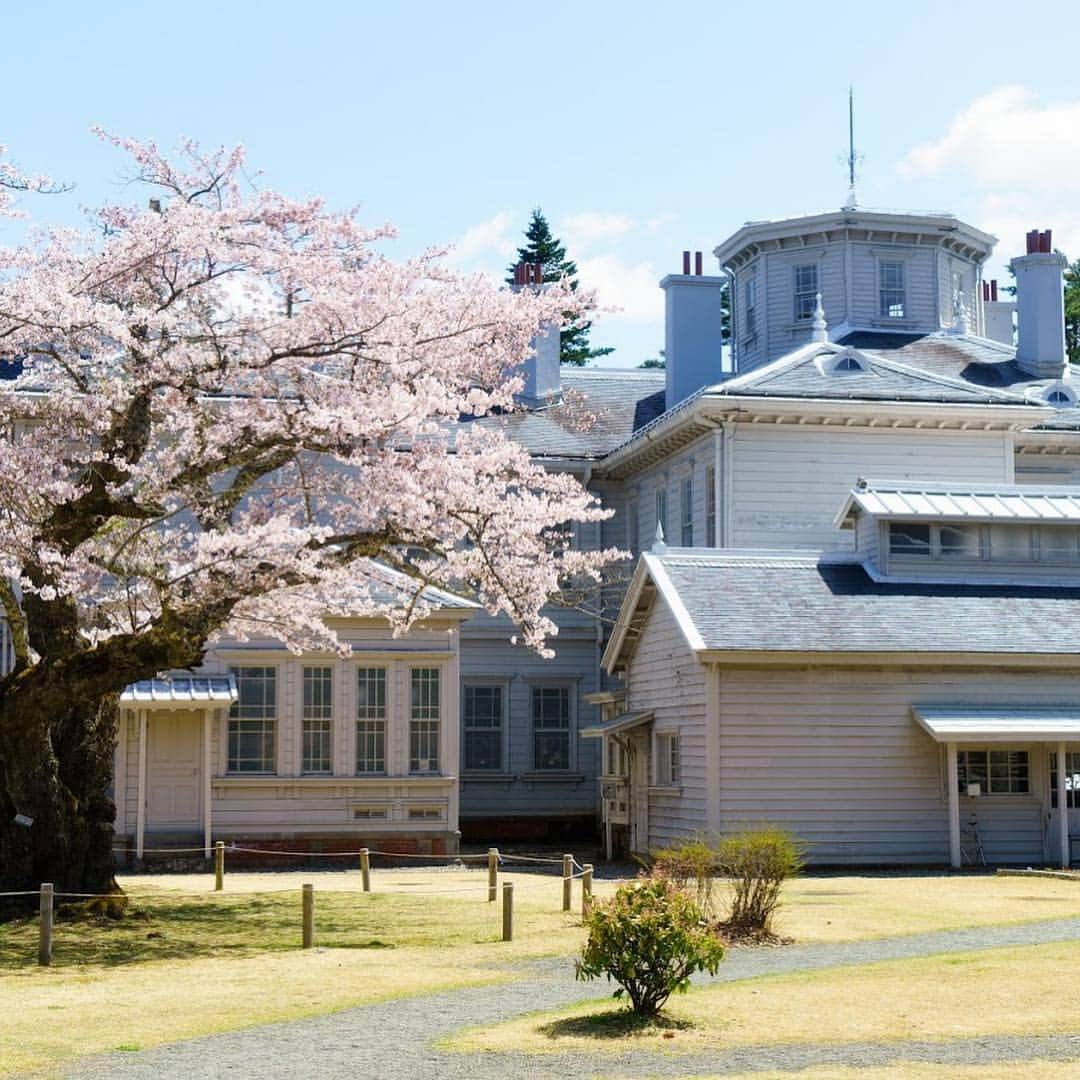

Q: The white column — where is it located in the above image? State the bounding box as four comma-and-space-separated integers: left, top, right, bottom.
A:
135, 710, 148, 860
1058, 741, 1070, 869
947, 742, 961, 869
203, 710, 213, 859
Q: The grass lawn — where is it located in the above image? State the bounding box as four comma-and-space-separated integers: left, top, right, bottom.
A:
2, 869, 1079, 1077
445, 939, 1080, 1056
0, 867, 601, 1078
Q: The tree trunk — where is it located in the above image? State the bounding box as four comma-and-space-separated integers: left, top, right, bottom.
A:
0, 681, 120, 909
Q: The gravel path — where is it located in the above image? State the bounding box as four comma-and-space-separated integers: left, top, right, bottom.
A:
45, 916, 1080, 1079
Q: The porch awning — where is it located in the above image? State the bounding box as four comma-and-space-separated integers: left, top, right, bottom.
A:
120, 675, 238, 709
914, 706, 1080, 743
581, 710, 654, 739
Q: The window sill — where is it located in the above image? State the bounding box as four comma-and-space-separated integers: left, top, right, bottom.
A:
648, 785, 683, 796
462, 772, 516, 783
521, 771, 586, 784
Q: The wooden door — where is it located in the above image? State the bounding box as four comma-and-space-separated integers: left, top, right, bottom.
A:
146, 711, 202, 829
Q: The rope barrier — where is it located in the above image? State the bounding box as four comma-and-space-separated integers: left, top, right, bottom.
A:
0, 890, 39, 897
111, 846, 209, 854
497, 853, 566, 865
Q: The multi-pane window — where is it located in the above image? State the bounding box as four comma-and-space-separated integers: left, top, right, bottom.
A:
745, 276, 758, 336
793, 264, 818, 320
1040, 526, 1080, 562
705, 465, 717, 547
655, 488, 667, 542
1049, 752, 1080, 809
302, 666, 333, 774
957, 750, 1029, 795
409, 667, 440, 773
879, 260, 906, 318
355, 667, 386, 774
680, 476, 693, 547
988, 525, 1031, 561
606, 736, 628, 777
938, 524, 979, 559
228, 666, 276, 773
532, 686, 571, 770
656, 732, 681, 787
463, 684, 503, 771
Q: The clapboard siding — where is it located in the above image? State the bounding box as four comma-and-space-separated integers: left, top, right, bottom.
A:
730, 426, 1010, 550
714, 666, 1077, 864
762, 246, 847, 359
1015, 451, 1080, 485
630, 432, 717, 551
625, 598, 708, 848
459, 628, 601, 820
849, 242, 937, 329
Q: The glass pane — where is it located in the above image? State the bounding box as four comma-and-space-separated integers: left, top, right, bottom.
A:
889, 523, 930, 556
989, 526, 1031, 561
939, 524, 979, 558
1041, 526, 1079, 561
357, 668, 386, 719
465, 730, 502, 771
534, 731, 570, 770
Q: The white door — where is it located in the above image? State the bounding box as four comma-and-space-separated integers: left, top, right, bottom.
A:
146, 711, 202, 829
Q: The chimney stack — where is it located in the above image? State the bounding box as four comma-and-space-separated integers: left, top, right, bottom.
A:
982, 277, 1014, 346
1010, 228, 1067, 378
660, 250, 728, 408
511, 261, 561, 408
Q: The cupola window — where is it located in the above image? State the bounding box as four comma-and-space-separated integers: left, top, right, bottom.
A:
879, 260, 906, 319
793, 264, 818, 320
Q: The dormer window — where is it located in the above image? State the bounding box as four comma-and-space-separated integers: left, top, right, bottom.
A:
817, 348, 869, 376
1024, 382, 1077, 408
879, 261, 906, 319
1048, 390, 1071, 404
793, 264, 818, 320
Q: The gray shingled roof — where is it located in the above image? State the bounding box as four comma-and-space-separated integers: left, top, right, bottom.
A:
457, 369, 666, 459
654, 551, 1080, 654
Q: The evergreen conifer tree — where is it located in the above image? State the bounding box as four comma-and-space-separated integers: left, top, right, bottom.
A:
506, 209, 613, 365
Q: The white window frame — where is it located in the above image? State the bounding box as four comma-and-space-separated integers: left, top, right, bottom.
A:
655, 487, 667, 541
409, 666, 441, 774
793, 263, 818, 321
528, 682, 576, 772
744, 276, 758, 337
461, 680, 509, 773
879, 260, 906, 319
1049, 751, 1080, 809
705, 465, 716, 547
301, 665, 333, 775
355, 666, 387, 775
957, 748, 1030, 796
228, 666, 277, 774
654, 731, 681, 788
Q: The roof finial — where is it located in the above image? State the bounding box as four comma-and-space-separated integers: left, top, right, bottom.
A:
653, 519, 667, 553
842, 85, 858, 212
811, 292, 828, 343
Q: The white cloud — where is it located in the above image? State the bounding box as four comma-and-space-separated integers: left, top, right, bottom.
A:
898, 86, 1080, 264
646, 211, 677, 233
450, 209, 518, 265
559, 211, 634, 249
576, 253, 663, 323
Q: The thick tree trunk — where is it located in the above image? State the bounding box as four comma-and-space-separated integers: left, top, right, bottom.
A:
0, 682, 120, 909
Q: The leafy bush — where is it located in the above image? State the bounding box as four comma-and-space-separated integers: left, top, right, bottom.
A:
575, 877, 725, 1016
715, 826, 803, 934
651, 837, 717, 918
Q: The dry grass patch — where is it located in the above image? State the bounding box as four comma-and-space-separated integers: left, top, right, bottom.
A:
775, 873, 1080, 943
446, 939, 1080, 1056
633, 1064, 1080, 1080
0, 868, 610, 1078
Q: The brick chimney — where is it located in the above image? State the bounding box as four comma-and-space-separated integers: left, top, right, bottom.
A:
660, 250, 727, 409
1010, 229, 1067, 378
511, 262, 561, 407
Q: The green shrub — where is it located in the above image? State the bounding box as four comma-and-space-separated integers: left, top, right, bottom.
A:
575, 877, 725, 1016
651, 837, 717, 918
715, 826, 803, 934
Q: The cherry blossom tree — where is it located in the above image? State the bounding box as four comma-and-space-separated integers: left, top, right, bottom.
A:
0, 134, 615, 899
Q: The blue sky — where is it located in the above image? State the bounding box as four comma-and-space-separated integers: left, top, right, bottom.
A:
5, 0, 1080, 364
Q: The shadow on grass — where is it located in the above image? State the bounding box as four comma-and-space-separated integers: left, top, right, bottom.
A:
539, 1009, 693, 1041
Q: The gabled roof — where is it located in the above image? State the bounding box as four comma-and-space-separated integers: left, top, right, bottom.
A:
715, 339, 1035, 407
357, 561, 479, 611
603, 549, 1080, 672
835, 482, 1080, 529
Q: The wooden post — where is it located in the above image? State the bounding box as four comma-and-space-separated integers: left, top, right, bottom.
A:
562, 853, 573, 912
502, 881, 514, 942
487, 847, 498, 902
302, 883, 314, 949
360, 848, 371, 893
582, 863, 593, 921
947, 742, 961, 869
38, 883, 53, 967
214, 841, 224, 892
1058, 741, 1070, 869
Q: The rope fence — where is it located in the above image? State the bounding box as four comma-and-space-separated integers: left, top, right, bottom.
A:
4, 844, 600, 968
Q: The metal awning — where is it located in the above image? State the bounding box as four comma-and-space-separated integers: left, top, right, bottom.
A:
914, 706, 1080, 742
581, 710, 654, 739
120, 675, 238, 709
